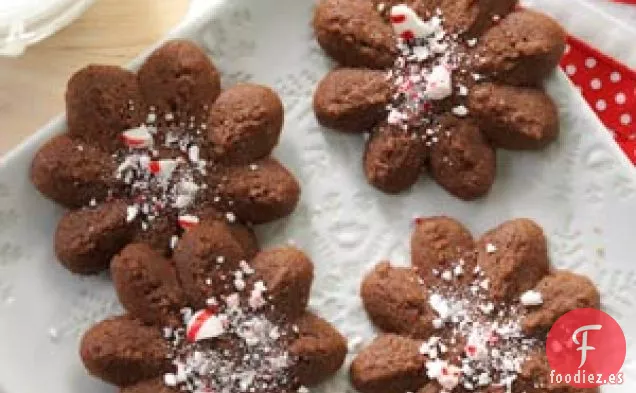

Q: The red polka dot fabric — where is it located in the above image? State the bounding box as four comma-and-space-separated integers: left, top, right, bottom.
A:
560, 35, 636, 164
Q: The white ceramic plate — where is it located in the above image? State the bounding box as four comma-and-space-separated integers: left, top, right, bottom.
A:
0, 1, 634, 392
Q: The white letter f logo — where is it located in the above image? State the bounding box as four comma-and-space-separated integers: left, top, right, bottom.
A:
572, 324, 602, 368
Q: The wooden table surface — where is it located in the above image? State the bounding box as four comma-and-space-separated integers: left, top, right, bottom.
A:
0, 0, 190, 155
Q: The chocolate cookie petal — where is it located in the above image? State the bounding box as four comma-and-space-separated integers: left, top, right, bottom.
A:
112, 243, 187, 327
80, 315, 172, 387
364, 123, 427, 194
138, 40, 221, 118
313, 0, 396, 69
313, 68, 391, 133
289, 312, 348, 386
55, 200, 134, 274
173, 220, 248, 308
120, 378, 179, 393
131, 213, 179, 257
66, 65, 145, 152
411, 216, 476, 283
472, 10, 566, 86
469, 83, 559, 150
207, 84, 284, 164
428, 115, 496, 200
218, 158, 300, 224
195, 206, 260, 258
370, 0, 516, 35
476, 218, 550, 301
439, 0, 517, 36
31, 134, 117, 209
249, 247, 314, 320
350, 334, 428, 393
523, 271, 600, 334
361, 262, 436, 338
225, 222, 260, 259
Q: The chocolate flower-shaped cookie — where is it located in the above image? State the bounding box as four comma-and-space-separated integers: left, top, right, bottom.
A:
312, 0, 565, 199
351, 217, 600, 393
80, 220, 347, 393
31, 40, 300, 274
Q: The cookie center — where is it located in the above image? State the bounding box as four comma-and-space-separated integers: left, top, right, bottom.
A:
421, 248, 543, 392
384, 5, 481, 145
162, 263, 300, 393
112, 106, 240, 247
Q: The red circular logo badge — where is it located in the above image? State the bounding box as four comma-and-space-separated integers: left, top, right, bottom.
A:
546, 308, 626, 388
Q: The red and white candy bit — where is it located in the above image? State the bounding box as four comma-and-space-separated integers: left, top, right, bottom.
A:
147, 159, 178, 178
425, 63, 453, 100
186, 308, 226, 342
121, 126, 154, 148
178, 214, 200, 230
438, 364, 461, 391
464, 342, 488, 361
389, 4, 433, 40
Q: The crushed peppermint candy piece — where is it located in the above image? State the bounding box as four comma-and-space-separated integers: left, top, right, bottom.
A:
249, 281, 268, 309
147, 159, 178, 178
122, 126, 154, 148
425, 64, 453, 100
170, 235, 179, 250
520, 290, 543, 306
441, 270, 453, 281
188, 145, 200, 162
438, 364, 462, 391
178, 215, 200, 230
126, 205, 139, 223
432, 318, 444, 329
239, 260, 255, 275
479, 302, 494, 315
426, 358, 445, 379
234, 276, 246, 291
390, 4, 440, 40
451, 105, 469, 117
164, 373, 178, 387
186, 309, 226, 342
